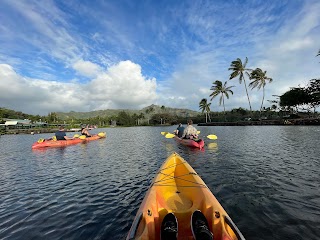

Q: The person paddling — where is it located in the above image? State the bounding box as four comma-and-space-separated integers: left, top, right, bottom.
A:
174, 123, 185, 138
81, 126, 92, 137
180, 119, 198, 140
55, 126, 74, 140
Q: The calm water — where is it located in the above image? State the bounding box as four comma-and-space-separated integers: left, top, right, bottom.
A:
0, 126, 319, 240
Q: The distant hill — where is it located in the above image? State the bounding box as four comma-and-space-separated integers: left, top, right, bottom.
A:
56, 104, 200, 120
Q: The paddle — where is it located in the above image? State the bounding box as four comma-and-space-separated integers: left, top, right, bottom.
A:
163, 132, 218, 140
37, 135, 57, 143
161, 130, 200, 135
79, 135, 86, 140
207, 134, 218, 140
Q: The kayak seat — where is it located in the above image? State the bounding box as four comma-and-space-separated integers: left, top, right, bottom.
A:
166, 192, 193, 211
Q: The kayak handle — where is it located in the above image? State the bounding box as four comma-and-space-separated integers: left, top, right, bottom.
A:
224, 215, 246, 240
127, 212, 143, 240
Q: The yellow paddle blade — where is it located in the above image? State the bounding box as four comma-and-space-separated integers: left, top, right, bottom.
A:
207, 134, 218, 140
98, 132, 106, 137
79, 135, 86, 140
73, 134, 80, 138
165, 133, 176, 138
197, 131, 200, 134
52, 136, 57, 141
161, 131, 169, 135
37, 138, 44, 143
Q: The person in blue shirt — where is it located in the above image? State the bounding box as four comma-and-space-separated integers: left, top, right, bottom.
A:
175, 123, 185, 138
55, 126, 73, 140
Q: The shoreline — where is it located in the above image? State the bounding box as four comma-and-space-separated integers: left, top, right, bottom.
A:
197, 118, 320, 126
1, 118, 319, 135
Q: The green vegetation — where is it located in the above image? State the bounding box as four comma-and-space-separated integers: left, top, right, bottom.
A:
210, 81, 234, 121
229, 57, 252, 113
199, 98, 211, 123
279, 79, 320, 114
203, 50, 319, 122
249, 68, 273, 118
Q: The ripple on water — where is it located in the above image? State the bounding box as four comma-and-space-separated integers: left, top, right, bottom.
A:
0, 126, 319, 240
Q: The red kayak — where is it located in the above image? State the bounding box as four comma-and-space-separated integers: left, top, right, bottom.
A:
174, 136, 205, 149
32, 132, 106, 149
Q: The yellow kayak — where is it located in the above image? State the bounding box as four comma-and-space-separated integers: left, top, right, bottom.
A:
127, 152, 245, 240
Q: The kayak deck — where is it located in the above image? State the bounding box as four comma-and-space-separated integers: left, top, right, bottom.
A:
127, 152, 244, 240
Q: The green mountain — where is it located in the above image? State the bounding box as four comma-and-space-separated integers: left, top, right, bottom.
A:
56, 104, 200, 120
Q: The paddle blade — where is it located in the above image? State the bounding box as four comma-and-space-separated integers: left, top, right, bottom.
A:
37, 138, 44, 143
207, 134, 218, 140
98, 132, 106, 137
73, 134, 80, 138
197, 131, 200, 134
165, 133, 176, 138
161, 131, 169, 135
79, 135, 86, 140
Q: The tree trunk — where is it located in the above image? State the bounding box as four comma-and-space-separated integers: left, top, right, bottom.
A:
223, 95, 226, 122
243, 76, 252, 114
259, 86, 265, 119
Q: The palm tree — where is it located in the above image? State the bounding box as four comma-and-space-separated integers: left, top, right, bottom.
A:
199, 98, 211, 123
249, 68, 273, 118
210, 80, 234, 121
229, 57, 252, 113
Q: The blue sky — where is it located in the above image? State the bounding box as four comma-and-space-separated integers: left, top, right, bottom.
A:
0, 0, 319, 115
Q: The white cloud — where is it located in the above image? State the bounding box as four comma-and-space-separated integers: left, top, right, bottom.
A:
88, 60, 157, 109
0, 61, 157, 115
72, 59, 102, 78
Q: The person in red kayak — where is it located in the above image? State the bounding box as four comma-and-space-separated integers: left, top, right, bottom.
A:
174, 123, 185, 138
180, 119, 198, 139
55, 126, 74, 140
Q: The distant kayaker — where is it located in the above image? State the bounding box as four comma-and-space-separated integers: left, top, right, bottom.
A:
55, 126, 74, 140
180, 119, 198, 139
174, 123, 185, 138
81, 126, 92, 137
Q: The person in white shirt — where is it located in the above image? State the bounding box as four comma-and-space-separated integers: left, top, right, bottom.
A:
181, 119, 198, 139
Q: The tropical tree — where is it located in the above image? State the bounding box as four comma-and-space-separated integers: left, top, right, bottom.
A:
249, 68, 273, 118
199, 98, 211, 123
280, 87, 310, 113
210, 80, 234, 121
306, 78, 320, 113
229, 57, 252, 113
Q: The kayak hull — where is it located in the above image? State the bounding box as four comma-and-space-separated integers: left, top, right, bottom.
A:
31, 132, 106, 149
174, 136, 205, 149
127, 152, 244, 240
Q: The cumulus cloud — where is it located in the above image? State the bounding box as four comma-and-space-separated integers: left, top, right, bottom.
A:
88, 60, 157, 109
72, 59, 102, 78
0, 61, 157, 115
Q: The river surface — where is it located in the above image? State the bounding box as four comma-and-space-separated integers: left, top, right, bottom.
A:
0, 126, 319, 240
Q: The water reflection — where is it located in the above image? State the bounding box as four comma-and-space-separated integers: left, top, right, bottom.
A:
207, 142, 218, 152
